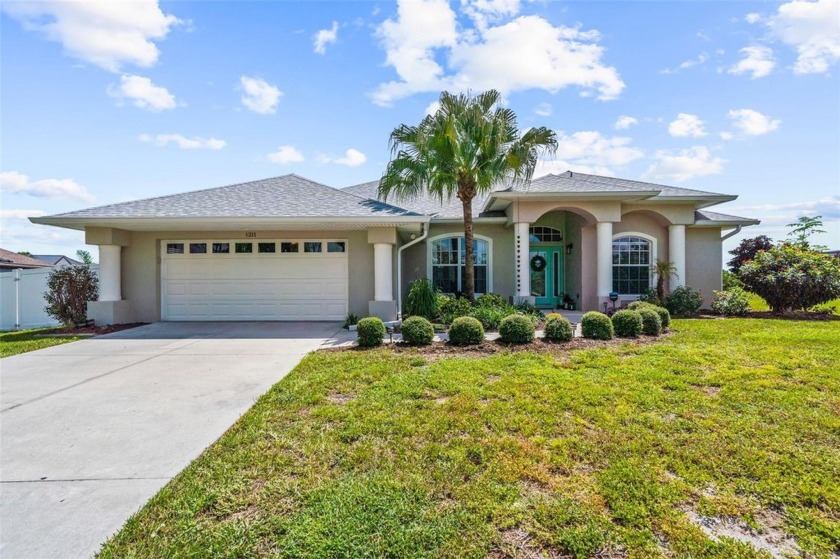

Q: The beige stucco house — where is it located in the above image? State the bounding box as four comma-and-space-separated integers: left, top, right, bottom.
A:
31, 172, 758, 324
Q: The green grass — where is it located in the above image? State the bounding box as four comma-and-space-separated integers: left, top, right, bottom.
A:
0, 328, 83, 357
99, 320, 840, 558
746, 292, 840, 314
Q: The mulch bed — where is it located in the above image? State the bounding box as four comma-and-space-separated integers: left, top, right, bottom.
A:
37, 323, 147, 337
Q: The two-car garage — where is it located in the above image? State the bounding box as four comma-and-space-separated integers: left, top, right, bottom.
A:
160, 239, 349, 321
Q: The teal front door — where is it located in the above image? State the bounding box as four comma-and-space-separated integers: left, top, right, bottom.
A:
530, 247, 563, 307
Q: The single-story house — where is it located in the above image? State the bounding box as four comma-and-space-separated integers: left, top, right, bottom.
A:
30, 172, 759, 324
0, 248, 54, 271
32, 254, 85, 268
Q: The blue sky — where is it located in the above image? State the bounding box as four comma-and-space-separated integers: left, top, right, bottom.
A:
2, 0, 838, 260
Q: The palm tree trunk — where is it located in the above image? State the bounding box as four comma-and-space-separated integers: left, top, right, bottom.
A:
461, 196, 475, 301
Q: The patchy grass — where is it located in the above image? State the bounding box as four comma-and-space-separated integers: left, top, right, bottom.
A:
99, 320, 839, 558
747, 292, 840, 315
0, 328, 83, 357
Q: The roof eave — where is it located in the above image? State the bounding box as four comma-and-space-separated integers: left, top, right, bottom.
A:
692, 218, 761, 228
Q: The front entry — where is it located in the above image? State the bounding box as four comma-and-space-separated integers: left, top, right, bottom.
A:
529, 247, 563, 308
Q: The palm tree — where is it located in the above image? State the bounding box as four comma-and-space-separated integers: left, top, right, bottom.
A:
379, 90, 557, 301
652, 259, 678, 302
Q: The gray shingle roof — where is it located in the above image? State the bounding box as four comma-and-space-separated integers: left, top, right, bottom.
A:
47, 175, 420, 219
343, 180, 497, 219
514, 171, 730, 198
32, 255, 84, 266
695, 210, 760, 224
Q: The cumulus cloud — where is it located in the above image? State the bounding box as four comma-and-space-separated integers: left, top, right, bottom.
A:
139, 134, 226, 149
0, 209, 48, 220
535, 131, 644, 176
372, 1, 624, 106
313, 21, 339, 54
643, 146, 724, 183
668, 113, 707, 138
425, 100, 441, 116
534, 102, 552, 117
0, 171, 95, 202
319, 148, 368, 167
108, 74, 177, 111
767, 0, 840, 74
239, 76, 282, 114
727, 196, 840, 221
728, 45, 775, 78
727, 109, 781, 136
1, 0, 181, 72
614, 115, 638, 130
267, 145, 305, 164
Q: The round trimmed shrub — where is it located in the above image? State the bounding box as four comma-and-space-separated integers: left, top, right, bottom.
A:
544, 315, 574, 342
544, 312, 563, 322
448, 316, 484, 346
612, 310, 643, 338
627, 301, 670, 329
498, 314, 535, 344
357, 316, 386, 347
475, 293, 508, 309
400, 316, 434, 345
711, 288, 750, 317
664, 286, 703, 317
638, 308, 662, 336
581, 311, 614, 340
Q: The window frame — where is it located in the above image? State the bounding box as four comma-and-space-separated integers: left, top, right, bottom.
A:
611, 232, 657, 297
426, 233, 493, 295
529, 226, 564, 244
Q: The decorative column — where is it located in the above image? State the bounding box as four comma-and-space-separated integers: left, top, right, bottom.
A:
669, 225, 686, 289
514, 222, 530, 301
373, 242, 394, 302
98, 244, 122, 301
596, 221, 613, 302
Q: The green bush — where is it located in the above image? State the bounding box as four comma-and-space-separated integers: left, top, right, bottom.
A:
664, 286, 703, 317
544, 315, 574, 342
44, 265, 99, 326
638, 288, 661, 306
438, 296, 472, 324
722, 270, 743, 291
498, 314, 535, 344
581, 312, 614, 340
514, 300, 542, 319
612, 310, 643, 338
711, 288, 750, 317
404, 278, 439, 320
475, 293, 508, 309
626, 301, 670, 329
356, 317, 386, 347
739, 244, 840, 312
637, 308, 662, 336
469, 305, 514, 331
448, 316, 484, 346
400, 316, 434, 345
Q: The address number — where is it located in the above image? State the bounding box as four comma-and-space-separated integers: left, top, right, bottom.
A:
245, 232, 257, 238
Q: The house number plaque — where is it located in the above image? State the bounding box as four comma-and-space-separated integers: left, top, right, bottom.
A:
245, 232, 257, 238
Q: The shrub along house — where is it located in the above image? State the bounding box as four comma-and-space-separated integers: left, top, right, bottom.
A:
30, 172, 758, 324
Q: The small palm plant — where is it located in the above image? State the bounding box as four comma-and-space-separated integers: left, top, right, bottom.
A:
652, 259, 678, 303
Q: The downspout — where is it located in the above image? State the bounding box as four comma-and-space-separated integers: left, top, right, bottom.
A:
721, 225, 742, 242
396, 221, 429, 319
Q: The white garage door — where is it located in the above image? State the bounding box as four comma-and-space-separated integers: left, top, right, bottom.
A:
161, 239, 348, 321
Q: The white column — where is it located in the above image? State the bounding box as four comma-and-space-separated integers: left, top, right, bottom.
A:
373, 242, 393, 301
514, 222, 530, 298
98, 244, 122, 301
596, 221, 613, 300
669, 225, 686, 288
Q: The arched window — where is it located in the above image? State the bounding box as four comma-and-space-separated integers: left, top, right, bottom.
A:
429, 236, 490, 294
529, 226, 563, 243
612, 236, 652, 295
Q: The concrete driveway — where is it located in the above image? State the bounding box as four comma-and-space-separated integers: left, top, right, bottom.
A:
0, 321, 345, 559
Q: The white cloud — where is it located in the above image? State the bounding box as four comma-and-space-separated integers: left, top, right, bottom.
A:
614, 115, 638, 130
720, 131, 735, 141
0, 171, 95, 202
535, 131, 644, 176
1, 0, 181, 72
727, 109, 781, 136
267, 145, 304, 164
745, 13, 762, 24
726, 196, 840, 221
372, 2, 624, 106
0, 209, 48, 220
661, 53, 708, 74
668, 113, 707, 138
728, 45, 775, 78
313, 21, 339, 54
463, 0, 521, 30
139, 134, 226, 150
319, 148, 368, 167
643, 146, 724, 182
108, 74, 177, 111
767, 0, 840, 74
425, 100, 441, 116
239, 76, 282, 114
534, 102, 552, 117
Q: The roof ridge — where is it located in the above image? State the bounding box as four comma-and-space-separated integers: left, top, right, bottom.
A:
567, 171, 725, 196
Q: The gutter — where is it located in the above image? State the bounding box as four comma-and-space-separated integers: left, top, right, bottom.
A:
721, 225, 742, 241
396, 221, 429, 319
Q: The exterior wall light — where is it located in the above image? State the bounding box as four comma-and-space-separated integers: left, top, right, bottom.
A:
565, 243, 573, 255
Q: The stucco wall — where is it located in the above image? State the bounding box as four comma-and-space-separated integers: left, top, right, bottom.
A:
112, 229, 374, 323
686, 227, 723, 308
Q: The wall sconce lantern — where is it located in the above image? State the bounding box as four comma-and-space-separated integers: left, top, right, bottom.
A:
565, 243, 573, 255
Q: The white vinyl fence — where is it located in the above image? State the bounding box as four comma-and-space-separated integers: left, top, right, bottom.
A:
0, 266, 99, 330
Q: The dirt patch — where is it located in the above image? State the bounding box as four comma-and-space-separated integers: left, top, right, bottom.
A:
684, 510, 801, 558
692, 385, 721, 397
490, 527, 557, 559
325, 393, 354, 405
38, 323, 146, 337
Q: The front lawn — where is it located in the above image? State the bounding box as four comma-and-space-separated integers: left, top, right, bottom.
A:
100, 320, 839, 558
0, 328, 84, 358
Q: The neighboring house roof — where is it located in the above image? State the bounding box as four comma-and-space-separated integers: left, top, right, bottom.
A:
0, 248, 53, 269
694, 210, 761, 227
32, 255, 84, 266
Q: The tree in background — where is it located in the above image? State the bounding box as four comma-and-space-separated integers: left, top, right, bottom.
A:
786, 215, 827, 251
17, 251, 33, 257
727, 235, 774, 273
76, 249, 94, 267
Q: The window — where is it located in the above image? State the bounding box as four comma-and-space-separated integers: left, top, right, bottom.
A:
166, 243, 184, 254
304, 241, 322, 253
327, 241, 346, 253
529, 226, 563, 243
281, 242, 299, 253
430, 236, 489, 294
258, 242, 276, 253
212, 243, 230, 254
612, 236, 652, 295
235, 243, 252, 253
189, 243, 207, 254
